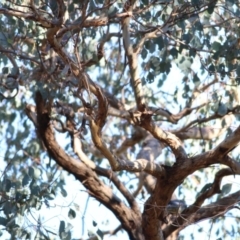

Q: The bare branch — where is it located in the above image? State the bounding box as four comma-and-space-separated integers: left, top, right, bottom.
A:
57, 16, 109, 39
179, 113, 229, 133
90, 114, 166, 175
139, 113, 187, 161
190, 191, 240, 224
221, 156, 240, 174
33, 91, 144, 240
213, 124, 240, 157
115, 127, 147, 155
122, 0, 145, 111
135, 135, 165, 194
175, 126, 231, 140
176, 128, 240, 180
0, 45, 40, 65
73, 133, 97, 170
149, 103, 208, 124
85, 82, 165, 176
74, 132, 141, 212
164, 189, 240, 238
83, 33, 120, 67
95, 166, 140, 211
134, 29, 159, 55
0, 6, 57, 28
174, 114, 234, 140
163, 168, 236, 237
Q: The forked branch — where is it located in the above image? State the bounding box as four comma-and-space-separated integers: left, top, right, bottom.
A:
163, 168, 237, 237
32, 91, 144, 240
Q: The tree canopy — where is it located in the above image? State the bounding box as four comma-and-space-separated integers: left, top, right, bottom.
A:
0, 0, 240, 239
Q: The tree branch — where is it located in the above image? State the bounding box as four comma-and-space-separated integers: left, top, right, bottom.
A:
0, 6, 57, 28
0, 45, 40, 65
175, 126, 231, 140
33, 91, 144, 240
174, 114, 234, 140
115, 127, 147, 155
148, 103, 208, 124
87, 83, 165, 176
178, 109, 238, 133
72, 131, 153, 212
122, 0, 146, 111
189, 191, 240, 224
139, 113, 187, 161
163, 168, 236, 237
212, 123, 240, 156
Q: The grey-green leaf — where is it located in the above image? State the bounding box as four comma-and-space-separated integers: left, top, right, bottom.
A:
221, 183, 232, 195
217, 103, 228, 116
68, 209, 76, 219
59, 220, 65, 237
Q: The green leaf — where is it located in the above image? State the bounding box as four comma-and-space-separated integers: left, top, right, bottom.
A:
92, 220, 97, 227
0, 217, 8, 226
191, 35, 202, 48
68, 209, 76, 219
158, 79, 163, 88
73, 203, 80, 211
221, 183, 232, 195
28, 167, 34, 178
49, 0, 58, 16
36, 199, 42, 210
149, 42, 155, 53
142, 0, 149, 5
236, 65, 240, 77
2, 67, 9, 74
208, 64, 215, 73
182, 33, 192, 44
155, 36, 165, 50
11, 67, 19, 76
212, 41, 222, 52
221, 118, 227, 128
59, 220, 65, 237
175, 55, 192, 74
22, 174, 30, 187
207, 2, 216, 14
108, 6, 118, 16
189, 48, 196, 57
46, 193, 55, 200
3, 202, 15, 216
32, 167, 42, 180
141, 47, 148, 59
0, 32, 8, 47
61, 188, 67, 197
170, 48, 178, 59
147, 71, 154, 83
159, 62, 166, 73
145, 40, 152, 50
96, 228, 104, 240
193, 74, 200, 83
217, 103, 228, 116
3, 179, 11, 192
30, 185, 40, 196
194, 21, 203, 32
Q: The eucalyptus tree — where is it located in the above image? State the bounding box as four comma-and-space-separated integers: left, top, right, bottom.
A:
0, 0, 240, 239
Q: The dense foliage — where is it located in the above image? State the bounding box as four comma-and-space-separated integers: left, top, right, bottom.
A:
0, 0, 240, 239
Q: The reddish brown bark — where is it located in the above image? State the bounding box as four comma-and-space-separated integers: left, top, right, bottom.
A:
34, 91, 144, 240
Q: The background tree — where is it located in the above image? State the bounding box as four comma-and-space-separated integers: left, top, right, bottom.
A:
0, 0, 240, 239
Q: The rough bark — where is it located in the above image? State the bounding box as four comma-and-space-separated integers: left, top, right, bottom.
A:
34, 91, 144, 240
2, 1, 240, 239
